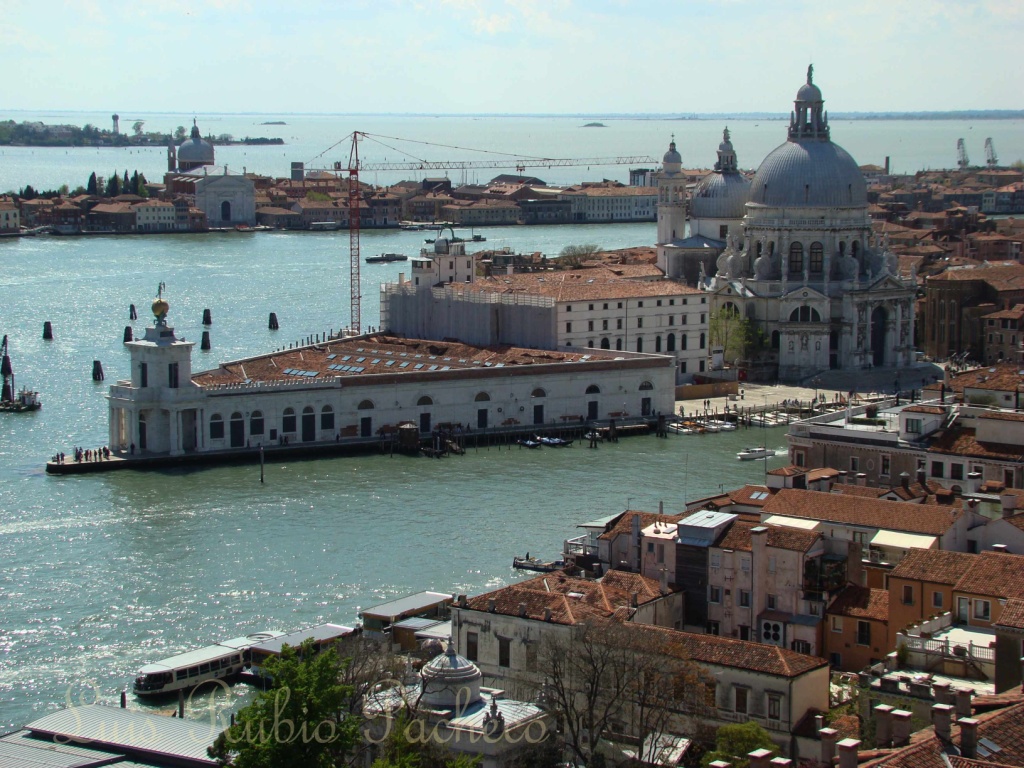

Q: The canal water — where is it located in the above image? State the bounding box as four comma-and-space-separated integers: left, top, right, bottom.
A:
0, 222, 790, 729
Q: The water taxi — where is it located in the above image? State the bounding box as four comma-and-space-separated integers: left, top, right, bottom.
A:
737, 446, 776, 461
132, 631, 283, 697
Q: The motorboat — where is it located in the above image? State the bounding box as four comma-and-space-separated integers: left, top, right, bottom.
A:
537, 435, 572, 447
737, 446, 776, 461
513, 555, 565, 572
365, 253, 408, 264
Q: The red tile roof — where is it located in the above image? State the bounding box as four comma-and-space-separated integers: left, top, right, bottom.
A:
889, 548, 977, 585
953, 551, 1024, 599
827, 585, 889, 622
927, 427, 1024, 462
761, 489, 961, 536
598, 511, 683, 541
996, 598, 1024, 631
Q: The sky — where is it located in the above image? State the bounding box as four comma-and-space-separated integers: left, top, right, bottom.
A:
3, 0, 1022, 115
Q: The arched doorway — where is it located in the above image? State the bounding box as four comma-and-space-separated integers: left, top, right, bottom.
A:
221, 200, 231, 222
230, 411, 245, 447
301, 406, 316, 442
871, 306, 888, 367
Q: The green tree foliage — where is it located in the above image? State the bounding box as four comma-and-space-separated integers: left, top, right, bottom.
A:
558, 243, 602, 267
87, 172, 98, 196
19, 184, 37, 200
132, 120, 145, 136
701, 721, 777, 768
123, 170, 130, 191
368, 711, 482, 768
175, 125, 187, 141
708, 305, 753, 363
306, 191, 333, 202
105, 172, 121, 197
208, 640, 361, 768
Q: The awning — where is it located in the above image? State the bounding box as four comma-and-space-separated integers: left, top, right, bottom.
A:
578, 512, 623, 529
763, 515, 821, 530
870, 529, 937, 550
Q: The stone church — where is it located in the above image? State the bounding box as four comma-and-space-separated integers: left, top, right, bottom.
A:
661, 68, 916, 382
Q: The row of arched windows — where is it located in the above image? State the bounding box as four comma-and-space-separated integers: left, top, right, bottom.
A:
589, 333, 704, 352
754, 239, 862, 275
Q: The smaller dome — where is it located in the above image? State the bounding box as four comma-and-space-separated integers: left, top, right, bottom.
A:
797, 64, 822, 103
177, 120, 215, 166
691, 172, 751, 221
663, 139, 682, 166
419, 640, 482, 709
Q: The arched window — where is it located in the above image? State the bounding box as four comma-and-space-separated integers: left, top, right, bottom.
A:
600, 337, 610, 349
771, 330, 780, 350
586, 384, 601, 394
789, 242, 804, 273
667, 333, 676, 352
250, 410, 264, 435
474, 392, 490, 402
636, 337, 644, 353
221, 200, 231, 222
699, 332, 706, 349
810, 242, 824, 273
639, 381, 654, 391
210, 413, 224, 439
531, 388, 546, 398
655, 335, 662, 352
417, 396, 433, 406
357, 400, 374, 410
615, 338, 623, 351
321, 405, 334, 430
282, 407, 296, 433
789, 306, 822, 322
302, 405, 314, 415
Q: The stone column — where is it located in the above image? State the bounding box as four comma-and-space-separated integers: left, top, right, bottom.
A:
169, 409, 181, 456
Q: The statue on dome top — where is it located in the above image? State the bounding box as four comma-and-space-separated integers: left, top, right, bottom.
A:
807, 63, 814, 84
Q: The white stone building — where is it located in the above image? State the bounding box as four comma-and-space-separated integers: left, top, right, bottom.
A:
0, 200, 20, 232
707, 68, 916, 381
557, 183, 657, 222
382, 237, 710, 385
132, 200, 178, 232
107, 298, 676, 456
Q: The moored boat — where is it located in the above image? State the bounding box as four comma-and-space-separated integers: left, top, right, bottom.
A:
132, 631, 284, 697
512, 555, 565, 572
1, 335, 41, 412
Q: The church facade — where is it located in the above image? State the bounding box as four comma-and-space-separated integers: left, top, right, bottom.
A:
706, 68, 916, 381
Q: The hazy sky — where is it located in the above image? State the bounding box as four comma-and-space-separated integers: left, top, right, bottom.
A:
4, 0, 1021, 115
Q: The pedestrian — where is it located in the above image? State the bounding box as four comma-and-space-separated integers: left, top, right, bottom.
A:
130, 443, 135, 455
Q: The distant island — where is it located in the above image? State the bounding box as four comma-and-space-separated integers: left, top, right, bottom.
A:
260, 121, 287, 125
582, 122, 607, 128
0, 119, 284, 148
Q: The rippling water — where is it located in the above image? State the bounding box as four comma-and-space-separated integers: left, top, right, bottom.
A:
0, 223, 792, 729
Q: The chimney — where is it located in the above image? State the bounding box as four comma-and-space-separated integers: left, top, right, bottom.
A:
900, 472, 911, 491
814, 714, 824, 733
967, 471, 982, 493
709, 763, 731, 768
857, 472, 868, 487
838, 470, 848, 484
963, 498, 977, 515
506, 264, 514, 276
819, 727, 838, 765
770, 759, 792, 768
1000, 492, 1017, 519
885, 156, 891, 175
630, 591, 639, 608
659, 566, 669, 594
892, 709, 912, 746
458, 594, 467, 607
747, 748, 773, 768
398, 271, 405, 285
932, 703, 954, 742
543, 607, 552, 622
992, 543, 1009, 553
958, 717, 979, 759
837, 738, 861, 768
488, 598, 496, 613
917, 467, 927, 487
933, 680, 952, 704
955, 687, 974, 719
874, 704, 895, 747
518, 602, 527, 617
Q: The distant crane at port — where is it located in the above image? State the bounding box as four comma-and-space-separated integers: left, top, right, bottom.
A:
957, 138, 970, 171
985, 137, 998, 168
310, 131, 659, 335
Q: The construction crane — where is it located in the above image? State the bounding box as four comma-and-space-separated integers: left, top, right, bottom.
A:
311, 131, 659, 335
957, 138, 970, 171
985, 137, 998, 168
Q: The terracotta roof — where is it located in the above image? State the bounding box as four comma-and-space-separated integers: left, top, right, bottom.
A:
761, 489, 962, 536
714, 520, 819, 552
832, 484, 890, 499
828, 585, 889, 622
461, 569, 662, 626
192, 333, 632, 387
927, 262, 1024, 292
727, 484, 775, 507
863, 701, 1024, 768
459, 269, 699, 303
995, 598, 1024, 630
978, 411, 1024, 422
638, 623, 828, 678
902, 405, 949, 415
924, 364, 1024, 396
927, 427, 1024, 462
715, 520, 755, 551
953, 551, 1024, 599
888, 548, 976, 585
807, 468, 840, 482
767, 465, 807, 477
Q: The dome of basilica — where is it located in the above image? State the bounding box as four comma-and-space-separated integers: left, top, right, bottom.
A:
177, 120, 215, 167
748, 67, 866, 209
691, 172, 751, 220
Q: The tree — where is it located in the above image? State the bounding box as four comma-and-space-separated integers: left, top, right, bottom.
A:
708, 305, 752, 363
701, 721, 777, 768
87, 172, 98, 196
538, 621, 710, 767
19, 184, 37, 200
558, 243, 602, 267
132, 120, 145, 136
123, 170, 130, 191
174, 125, 187, 141
105, 172, 121, 197
209, 640, 361, 768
